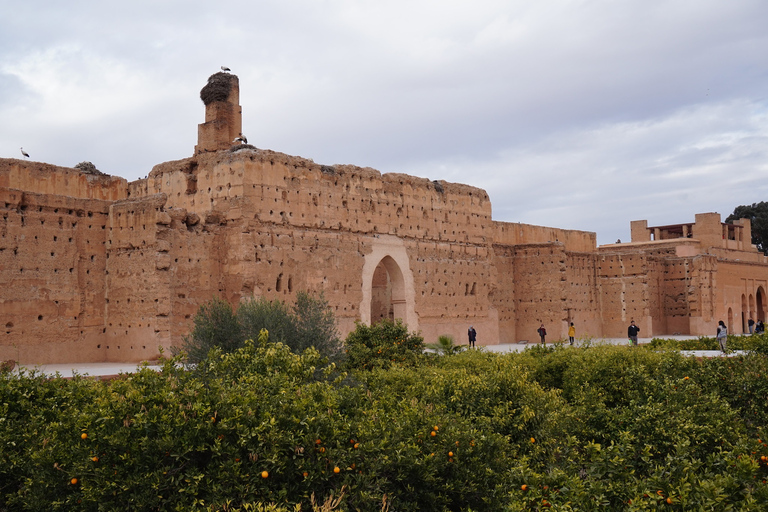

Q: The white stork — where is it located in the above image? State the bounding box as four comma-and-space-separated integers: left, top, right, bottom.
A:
221, 66, 231, 72
20, 147, 29, 158
234, 135, 248, 144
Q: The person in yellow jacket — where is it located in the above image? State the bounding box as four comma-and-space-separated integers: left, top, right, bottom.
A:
568, 322, 576, 345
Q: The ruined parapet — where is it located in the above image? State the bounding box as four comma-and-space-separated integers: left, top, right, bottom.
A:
195, 72, 243, 154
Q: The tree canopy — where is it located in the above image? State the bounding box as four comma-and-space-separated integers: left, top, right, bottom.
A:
726, 201, 768, 255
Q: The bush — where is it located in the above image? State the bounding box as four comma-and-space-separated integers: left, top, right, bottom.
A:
425, 334, 465, 356
343, 319, 424, 371
178, 292, 341, 363
4, 340, 768, 510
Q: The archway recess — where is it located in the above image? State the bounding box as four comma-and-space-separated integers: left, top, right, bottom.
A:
757, 286, 765, 322
359, 236, 417, 329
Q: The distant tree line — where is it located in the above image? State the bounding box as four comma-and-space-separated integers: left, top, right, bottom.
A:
727, 201, 768, 255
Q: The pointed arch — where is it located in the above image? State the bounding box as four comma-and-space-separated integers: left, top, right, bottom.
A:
360, 236, 417, 329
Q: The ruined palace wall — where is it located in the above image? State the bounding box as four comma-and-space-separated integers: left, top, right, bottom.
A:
597, 251, 652, 337
712, 259, 768, 334
564, 252, 602, 339
0, 159, 127, 201
139, 150, 494, 245
512, 244, 568, 342
105, 194, 222, 361
0, 188, 111, 364
494, 221, 596, 253
410, 239, 498, 345
490, 245, 517, 344
129, 150, 502, 347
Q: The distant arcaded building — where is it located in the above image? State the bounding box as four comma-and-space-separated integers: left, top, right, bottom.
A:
1, 72, 766, 364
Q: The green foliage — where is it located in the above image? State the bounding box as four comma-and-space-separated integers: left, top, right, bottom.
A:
342, 319, 424, 371
425, 334, 465, 356
648, 332, 768, 353
4, 341, 768, 510
179, 292, 340, 363
726, 201, 768, 255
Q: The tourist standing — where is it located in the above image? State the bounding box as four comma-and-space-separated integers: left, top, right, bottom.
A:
627, 320, 640, 346
467, 326, 476, 348
717, 320, 728, 353
748, 317, 755, 334
537, 324, 547, 345
568, 322, 576, 345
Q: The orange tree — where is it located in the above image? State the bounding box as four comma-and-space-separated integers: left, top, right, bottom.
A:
342, 319, 424, 371
3, 334, 768, 510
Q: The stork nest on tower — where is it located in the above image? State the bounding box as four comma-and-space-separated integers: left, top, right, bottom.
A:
74, 161, 105, 175
200, 72, 235, 105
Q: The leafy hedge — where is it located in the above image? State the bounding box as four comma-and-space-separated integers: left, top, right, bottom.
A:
3, 330, 768, 510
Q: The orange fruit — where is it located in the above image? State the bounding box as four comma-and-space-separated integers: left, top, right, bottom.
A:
316, 439, 322, 445
303, 471, 309, 477
430, 431, 437, 437
521, 484, 528, 491
354, 443, 360, 449
666, 497, 673, 504
71, 478, 78, 485
433, 426, 439, 431
530, 437, 536, 443
91, 456, 99, 462
448, 451, 454, 457
81, 433, 88, 440
455, 441, 460, 446
319, 447, 326, 453
333, 466, 340, 474
261, 471, 269, 479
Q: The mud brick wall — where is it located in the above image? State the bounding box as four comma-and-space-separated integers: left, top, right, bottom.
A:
0, 189, 111, 363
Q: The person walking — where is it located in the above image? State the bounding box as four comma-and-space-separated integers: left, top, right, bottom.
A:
537, 324, 547, 345
467, 326, 477, 348
717, 320, 728, 353
748, 317, 755, 334
627, 320, 640, 346
568, 322, 576, 345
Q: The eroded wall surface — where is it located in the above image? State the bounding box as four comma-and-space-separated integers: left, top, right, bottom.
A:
3, 122, 768, 363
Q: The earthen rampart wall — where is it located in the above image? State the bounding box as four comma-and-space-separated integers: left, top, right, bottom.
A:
0, 159, 127, 201
0, 187, 111, 363
494, 221, 596, 253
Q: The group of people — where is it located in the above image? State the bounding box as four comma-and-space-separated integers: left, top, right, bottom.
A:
466, 318, 744, 353
748, 318, 765, 334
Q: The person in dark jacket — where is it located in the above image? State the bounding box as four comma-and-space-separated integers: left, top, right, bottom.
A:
537, 324, 547, 345
467, 326, 477, 348
628, 320, 640, 346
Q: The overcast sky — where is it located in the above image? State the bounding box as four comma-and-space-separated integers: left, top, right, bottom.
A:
1, 0, 766, 245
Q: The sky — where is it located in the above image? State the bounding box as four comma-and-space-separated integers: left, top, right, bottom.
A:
1, 0, 767, 246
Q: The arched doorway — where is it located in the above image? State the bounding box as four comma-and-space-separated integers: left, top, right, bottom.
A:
741, 294, 747, 333
370, 256, 406, 323
728, 307, 734, 334
360, 237, 417, 330
757, 287, 766, 322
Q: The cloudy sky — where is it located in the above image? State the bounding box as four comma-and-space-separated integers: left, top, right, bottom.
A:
1, 0, 766, 245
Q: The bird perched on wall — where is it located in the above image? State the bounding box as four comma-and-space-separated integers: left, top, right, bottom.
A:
234, 135, 248, 144
221, 66, 231, 72
20, 147, 29, 158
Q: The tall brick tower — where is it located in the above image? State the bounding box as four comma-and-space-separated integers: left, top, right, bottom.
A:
195, 72, 243, 154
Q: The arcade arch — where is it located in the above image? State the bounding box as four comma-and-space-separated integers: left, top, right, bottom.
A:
359, 237, 418, 330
